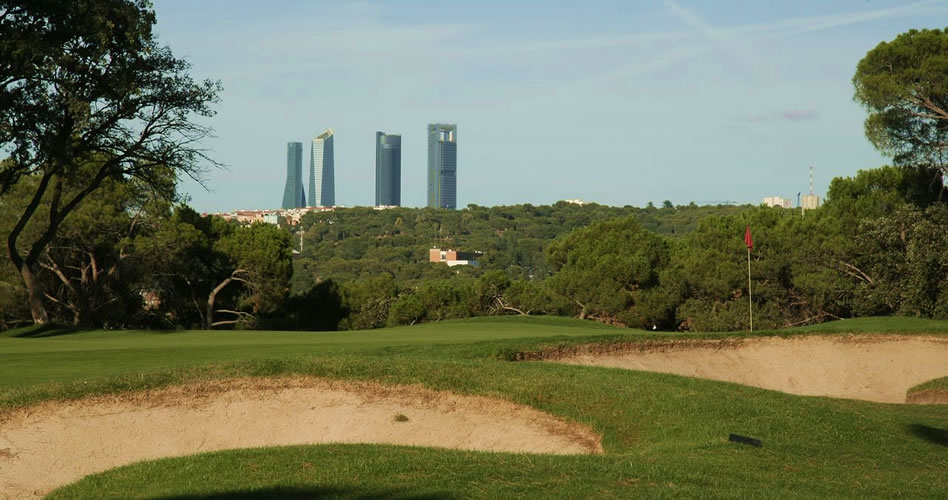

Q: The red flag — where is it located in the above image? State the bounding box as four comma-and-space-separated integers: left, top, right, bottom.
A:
744, 225, 753, 250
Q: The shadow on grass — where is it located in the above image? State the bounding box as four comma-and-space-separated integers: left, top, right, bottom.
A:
2, 323, 81, 338
907, 424, 948, 447
2, 324, 186, 338
156, 486, 457, 499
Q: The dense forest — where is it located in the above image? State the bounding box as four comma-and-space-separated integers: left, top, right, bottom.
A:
2, 164, 943, 332
285, 165, 946, 332
291, 201, 749, 289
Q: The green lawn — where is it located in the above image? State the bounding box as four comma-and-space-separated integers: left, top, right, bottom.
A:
1, 316, 946, 499
909, 376, 948, 395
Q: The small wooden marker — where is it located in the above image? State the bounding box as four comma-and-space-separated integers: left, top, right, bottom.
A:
728, 433, 762, 448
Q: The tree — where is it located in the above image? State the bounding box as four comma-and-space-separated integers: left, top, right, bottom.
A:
855, 203, 948, 318
545, 216, 669, 327
1, 1, 220, 324
205, 222, 292, 329
853, 28, 948, 176
340, 274, 398, 330
824, 165, 944, 221
28, 176, 153, 327
132, 205, 215, 328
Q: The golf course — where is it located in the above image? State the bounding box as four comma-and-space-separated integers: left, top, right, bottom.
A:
1, 316, 946, 499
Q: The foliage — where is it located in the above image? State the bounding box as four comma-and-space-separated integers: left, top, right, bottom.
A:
853, 28, 948, 173
856, 203, 948, 318
0, 0, 220, 324
545, 216, 670, 327
291, 202, 749, 291
339, 274, 399, 330
0, 166, 175, 327
206, 221, 293, 329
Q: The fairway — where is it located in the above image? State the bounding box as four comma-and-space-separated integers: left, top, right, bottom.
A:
0, 317, 622, 389
1, 316, 947, 499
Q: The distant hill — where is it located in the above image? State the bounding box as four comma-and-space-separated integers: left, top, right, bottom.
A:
291, 202, 751, 290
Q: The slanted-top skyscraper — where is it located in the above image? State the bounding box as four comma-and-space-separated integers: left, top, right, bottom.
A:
427, 123, 457, 209
375, 131, 401, 207
281, 142, 305, 209
310, 129, 335, 207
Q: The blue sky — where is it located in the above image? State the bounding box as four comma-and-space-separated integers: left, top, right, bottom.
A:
151, 0, 948, 212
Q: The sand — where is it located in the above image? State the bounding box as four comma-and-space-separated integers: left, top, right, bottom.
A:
550, 335, 948, 404
0, 377, 601, 499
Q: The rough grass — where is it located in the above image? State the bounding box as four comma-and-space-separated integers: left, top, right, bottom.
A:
1, 316, 946, 499
907, 376, 948, 404
909, 376, 948, 395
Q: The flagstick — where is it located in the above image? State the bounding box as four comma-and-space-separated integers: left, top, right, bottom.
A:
747, 246, 753, 332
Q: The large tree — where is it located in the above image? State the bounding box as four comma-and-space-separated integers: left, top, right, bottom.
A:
545, 216, 670, 327
0, 1, 220, 324
853, 28, 948, 176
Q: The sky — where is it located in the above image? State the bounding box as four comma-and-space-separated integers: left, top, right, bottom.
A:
150, 0, 948, 212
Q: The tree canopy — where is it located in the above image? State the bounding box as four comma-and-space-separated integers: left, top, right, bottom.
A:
853, 28, 948, 175
0, 0, 220, 323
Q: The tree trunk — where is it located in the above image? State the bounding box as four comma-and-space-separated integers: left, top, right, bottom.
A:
20, 265, 50, 324
206, 273, 243, 330
206, 280, 228, 330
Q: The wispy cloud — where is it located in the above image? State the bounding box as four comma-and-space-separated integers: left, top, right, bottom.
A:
486, 0, 944, 56
781, 110, 820, 122
742, 110, 821, 123
755, 0, 945, 39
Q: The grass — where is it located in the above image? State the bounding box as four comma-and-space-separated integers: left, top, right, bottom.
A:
909, 376, 948, 395
1, 316, 946, 498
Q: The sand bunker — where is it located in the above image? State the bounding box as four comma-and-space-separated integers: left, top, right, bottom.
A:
0, 377, 601, 499
549, 335, 948, 404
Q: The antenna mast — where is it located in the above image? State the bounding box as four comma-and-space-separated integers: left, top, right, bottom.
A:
809, 166, 814, 196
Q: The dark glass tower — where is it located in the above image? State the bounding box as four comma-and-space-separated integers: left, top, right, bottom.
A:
375, 131, 401, 207
281, 142, 305, 209
310, 129, 335, 207
427, 124, 457, 209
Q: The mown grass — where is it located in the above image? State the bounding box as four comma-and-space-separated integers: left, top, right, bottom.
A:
1, 316, 946, 499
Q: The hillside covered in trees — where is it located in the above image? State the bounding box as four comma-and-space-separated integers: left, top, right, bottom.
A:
280, 165, 945, 332
291, 201, 749, 289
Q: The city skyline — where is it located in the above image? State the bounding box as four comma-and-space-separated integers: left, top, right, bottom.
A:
153, 1, 948, 212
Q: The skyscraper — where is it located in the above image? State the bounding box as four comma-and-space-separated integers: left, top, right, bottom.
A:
375, 131, 401, 207
427, 123, 457, 209
281, 142, 305, 209
310, 128, 335, 207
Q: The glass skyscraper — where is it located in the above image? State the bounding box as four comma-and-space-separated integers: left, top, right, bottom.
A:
310, 128, 335, 207
427, 123, 457, 209
375, 131, 401, 207
281, 142, 305, 209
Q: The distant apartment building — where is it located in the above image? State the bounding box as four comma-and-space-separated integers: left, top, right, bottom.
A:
763, 196, 791, 208
801, 194, 821, 210
429, 248, 480, 267
427, 123, 457, 209
375, 131, 401, 207
281, 142, 306, 209
310, 129, 335, 207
